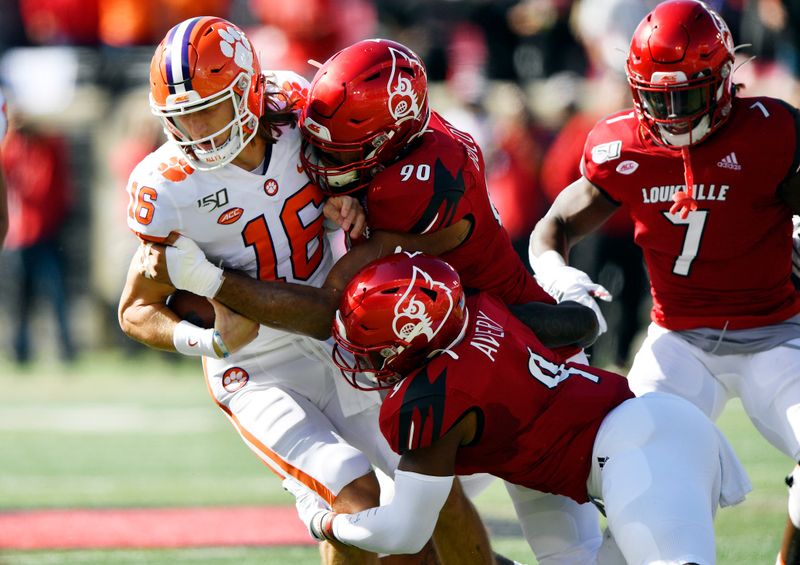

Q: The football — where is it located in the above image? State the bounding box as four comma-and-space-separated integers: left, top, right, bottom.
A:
167, 290, 216, 328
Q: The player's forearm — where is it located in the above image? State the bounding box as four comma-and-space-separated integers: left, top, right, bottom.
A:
119, 262, 181, 351
321, 471, 453, 555
216, 271, 339, 340
509, 301, 599, 349
530, 214, 571, 262
118, 300, 180, 352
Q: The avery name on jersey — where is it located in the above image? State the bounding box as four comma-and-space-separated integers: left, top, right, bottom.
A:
641, 183, 730, 204
470, 310, 505, 362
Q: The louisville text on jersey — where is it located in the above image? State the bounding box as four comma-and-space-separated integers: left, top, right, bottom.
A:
641, 184, 730, 204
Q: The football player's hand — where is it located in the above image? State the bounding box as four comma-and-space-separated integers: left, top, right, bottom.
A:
282, 476, 335, 541
323, 195, 367, 240
792, 215, 800, 280
162, 235, 224, 298
531, 251, 612, 335
210, 299, 258, 355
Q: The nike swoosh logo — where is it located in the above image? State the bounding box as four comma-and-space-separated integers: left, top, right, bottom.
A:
188, 339, 198, 347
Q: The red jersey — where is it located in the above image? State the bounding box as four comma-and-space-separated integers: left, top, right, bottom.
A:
582, 96, 800, 330
365, 112, 553, 306
379, 293, 634, 503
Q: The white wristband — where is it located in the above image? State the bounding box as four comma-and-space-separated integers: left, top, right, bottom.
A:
173, 320, 223, 358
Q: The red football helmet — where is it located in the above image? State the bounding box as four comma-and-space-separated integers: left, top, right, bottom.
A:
332, 252, 466, 391
150, 17, 265, 170
626, 0, 735, 147
300, 39, 430, 195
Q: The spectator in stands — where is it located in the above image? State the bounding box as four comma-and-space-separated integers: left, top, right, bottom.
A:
3, 113, 75, 363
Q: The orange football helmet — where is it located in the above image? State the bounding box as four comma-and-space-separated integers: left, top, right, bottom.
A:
332, 252, 466, 391
150, 16, 265, 170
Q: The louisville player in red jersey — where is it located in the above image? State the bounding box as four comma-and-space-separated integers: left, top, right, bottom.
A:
528, 2, 800, 563
300, 40, 553, 306
299, 43, 610, 563
282, 251, 750, 565
140, 38, 605, 564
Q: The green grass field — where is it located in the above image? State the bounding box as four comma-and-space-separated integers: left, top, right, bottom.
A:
0, 352, 789, 564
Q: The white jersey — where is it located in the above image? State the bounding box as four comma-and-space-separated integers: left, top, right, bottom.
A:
127, 127, 330, 283
128, 75, 330, 273
125, 71, 377, 415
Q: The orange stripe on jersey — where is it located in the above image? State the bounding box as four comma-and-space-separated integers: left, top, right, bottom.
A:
201, 358, 336, 505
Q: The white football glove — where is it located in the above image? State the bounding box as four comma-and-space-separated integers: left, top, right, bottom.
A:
530, 250, 612, 335
165, 235, 224, 298
792, 215, 800, 279
282, 476, 334, 542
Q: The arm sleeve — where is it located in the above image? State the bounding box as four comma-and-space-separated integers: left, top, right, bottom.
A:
331, 470, 454, 554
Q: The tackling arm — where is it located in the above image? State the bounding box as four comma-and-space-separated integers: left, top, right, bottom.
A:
140, 218, 471, 340
214, 271, 340, 340
509, 301, 599, 349
323, 219, 472, 291
307, 415, 471, 555
199, 219, 471, 339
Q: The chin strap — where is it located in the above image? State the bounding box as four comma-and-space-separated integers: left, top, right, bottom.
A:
670, 146, 699, 219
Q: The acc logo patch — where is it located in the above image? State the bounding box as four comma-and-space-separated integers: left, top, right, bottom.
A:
615, 160, 639, 175
222, 367, 249, 392
264, 178, 279, 196
591, 141, 622, 164
217, 207, 243, 225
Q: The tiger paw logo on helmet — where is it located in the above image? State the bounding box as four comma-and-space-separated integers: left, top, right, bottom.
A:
218, 26, 253, 72
158, 156, 195, 182
280, 80, 309, 109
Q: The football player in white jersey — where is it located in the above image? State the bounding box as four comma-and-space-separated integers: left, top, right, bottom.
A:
0, 88, 8, 247
118, 16, 492, 565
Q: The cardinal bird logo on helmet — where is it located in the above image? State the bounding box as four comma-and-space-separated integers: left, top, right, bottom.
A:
393, 264, 454, 344
387, 47, 425, 124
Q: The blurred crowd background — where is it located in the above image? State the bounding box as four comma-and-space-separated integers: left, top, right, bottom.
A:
0, 0, 797, 370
